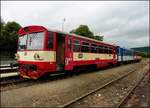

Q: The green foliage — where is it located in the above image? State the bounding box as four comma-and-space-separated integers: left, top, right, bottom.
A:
94, 35, 103, 41
70, 25, 94, 38
0, 20, 21, 58
0, 19, 5, 37
70, 25, 103, 41
131, 46, 150, 58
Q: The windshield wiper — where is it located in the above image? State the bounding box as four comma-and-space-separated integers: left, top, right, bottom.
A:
19, 45, 26, 49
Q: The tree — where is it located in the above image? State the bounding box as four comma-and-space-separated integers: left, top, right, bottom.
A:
94, 35, 104, 41
0, 17, 5, 37
70, 25, 103, 41
70, 25, 94, 38
0, 21, 21, 57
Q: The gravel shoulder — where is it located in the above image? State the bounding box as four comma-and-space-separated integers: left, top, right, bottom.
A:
0, 60, 148, 107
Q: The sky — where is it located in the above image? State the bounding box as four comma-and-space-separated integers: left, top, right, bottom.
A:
1, 1, 149, 48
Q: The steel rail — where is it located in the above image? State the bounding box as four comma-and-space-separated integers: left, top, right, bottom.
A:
0, 68, 18, 73
116, 71, 148, 108
1, 78, 29, 86
0, 64, 18, 73
0, 64, 11, 67
0, 72, 19, 78
60, 69, 137, 108
0, 63, 18, 68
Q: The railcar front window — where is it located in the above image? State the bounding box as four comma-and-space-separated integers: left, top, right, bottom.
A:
27, 32, 44, 50
18, 35, 27, 50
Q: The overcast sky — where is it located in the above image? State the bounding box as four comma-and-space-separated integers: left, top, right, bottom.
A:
1, 1, 149, 48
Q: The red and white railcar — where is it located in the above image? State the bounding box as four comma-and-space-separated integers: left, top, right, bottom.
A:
134, 52, 142, 62
16, 25, 117, 79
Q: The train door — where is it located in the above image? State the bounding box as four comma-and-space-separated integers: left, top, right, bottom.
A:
65, 35, 73, 70
56, 33, 65, 71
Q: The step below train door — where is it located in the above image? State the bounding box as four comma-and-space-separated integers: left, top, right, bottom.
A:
65, 35, 73, 70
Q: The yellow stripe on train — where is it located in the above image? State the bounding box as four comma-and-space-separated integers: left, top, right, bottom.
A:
17, 51, 113, 62
17, 51, 55, 62
73, 52, 113, 61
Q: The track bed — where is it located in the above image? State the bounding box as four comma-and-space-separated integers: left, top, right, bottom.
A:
0, 59, 149, 107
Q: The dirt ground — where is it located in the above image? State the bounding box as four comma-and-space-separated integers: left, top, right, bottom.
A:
0, 60, 149, 107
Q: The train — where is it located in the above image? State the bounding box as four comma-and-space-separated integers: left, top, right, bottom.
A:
15, 25, 141, 79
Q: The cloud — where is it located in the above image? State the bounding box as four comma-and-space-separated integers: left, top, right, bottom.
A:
1, 1, 149, 48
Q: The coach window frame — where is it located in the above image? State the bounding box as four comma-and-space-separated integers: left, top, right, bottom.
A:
73, 39, 81, 52
91, 43, 97, 53
98, 45, 104, 53
81, 41, 90, 53
108, 47, 112, 54
67, 37, 72, 51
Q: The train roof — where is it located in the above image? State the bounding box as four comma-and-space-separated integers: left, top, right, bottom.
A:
18, 25, 117, 47
117, 46, 134, 52
48, 28, 116, 47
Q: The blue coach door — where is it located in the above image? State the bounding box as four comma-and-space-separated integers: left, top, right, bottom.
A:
65, 35, 73, 70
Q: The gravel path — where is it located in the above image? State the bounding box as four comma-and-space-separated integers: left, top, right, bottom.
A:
0, 61, 148, 107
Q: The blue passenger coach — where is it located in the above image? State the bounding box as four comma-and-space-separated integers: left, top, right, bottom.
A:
117, 46, 134, 63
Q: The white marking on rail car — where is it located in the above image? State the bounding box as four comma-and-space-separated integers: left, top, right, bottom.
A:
0, 72, 19, 78
0, 67, 18, 70
0, 64, 10, 67
118, 56, 121, 61
50, 72, 65, 76
123, 56, 134, 61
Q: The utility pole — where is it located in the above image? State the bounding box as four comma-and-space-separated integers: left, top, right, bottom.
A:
62, 18, 66, 32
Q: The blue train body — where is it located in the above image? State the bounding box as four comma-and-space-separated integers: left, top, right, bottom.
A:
117, 46, 134, 63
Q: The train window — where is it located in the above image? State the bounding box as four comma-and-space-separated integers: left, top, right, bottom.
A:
108, 47, 112, 54
103, 46, 108, 53
98, 45, 104, 53
81, 42, 90, 52
91, 44, 97, 53
27, 32, 44, 50
73, 40, 80, 52
18, 34, 27, 50
47, 32, 54, 49
68, 38, 71, 51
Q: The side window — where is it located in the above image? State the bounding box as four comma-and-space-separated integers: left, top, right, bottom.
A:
68, 38, 71, 51
103, 46, 108, 53
81, 42, 90, 52
91, 44, 97, 53
108, 47, 112, 54
73, 40, 80, 52
99, 45, 103, 53
47, 32, 53, 49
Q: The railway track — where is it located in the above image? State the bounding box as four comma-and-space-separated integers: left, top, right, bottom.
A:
116, 71, 149, 108
60, 68, 146, 108
0, 64, 19, 79
0, 77, 28, 87
0, 64, 18, 73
